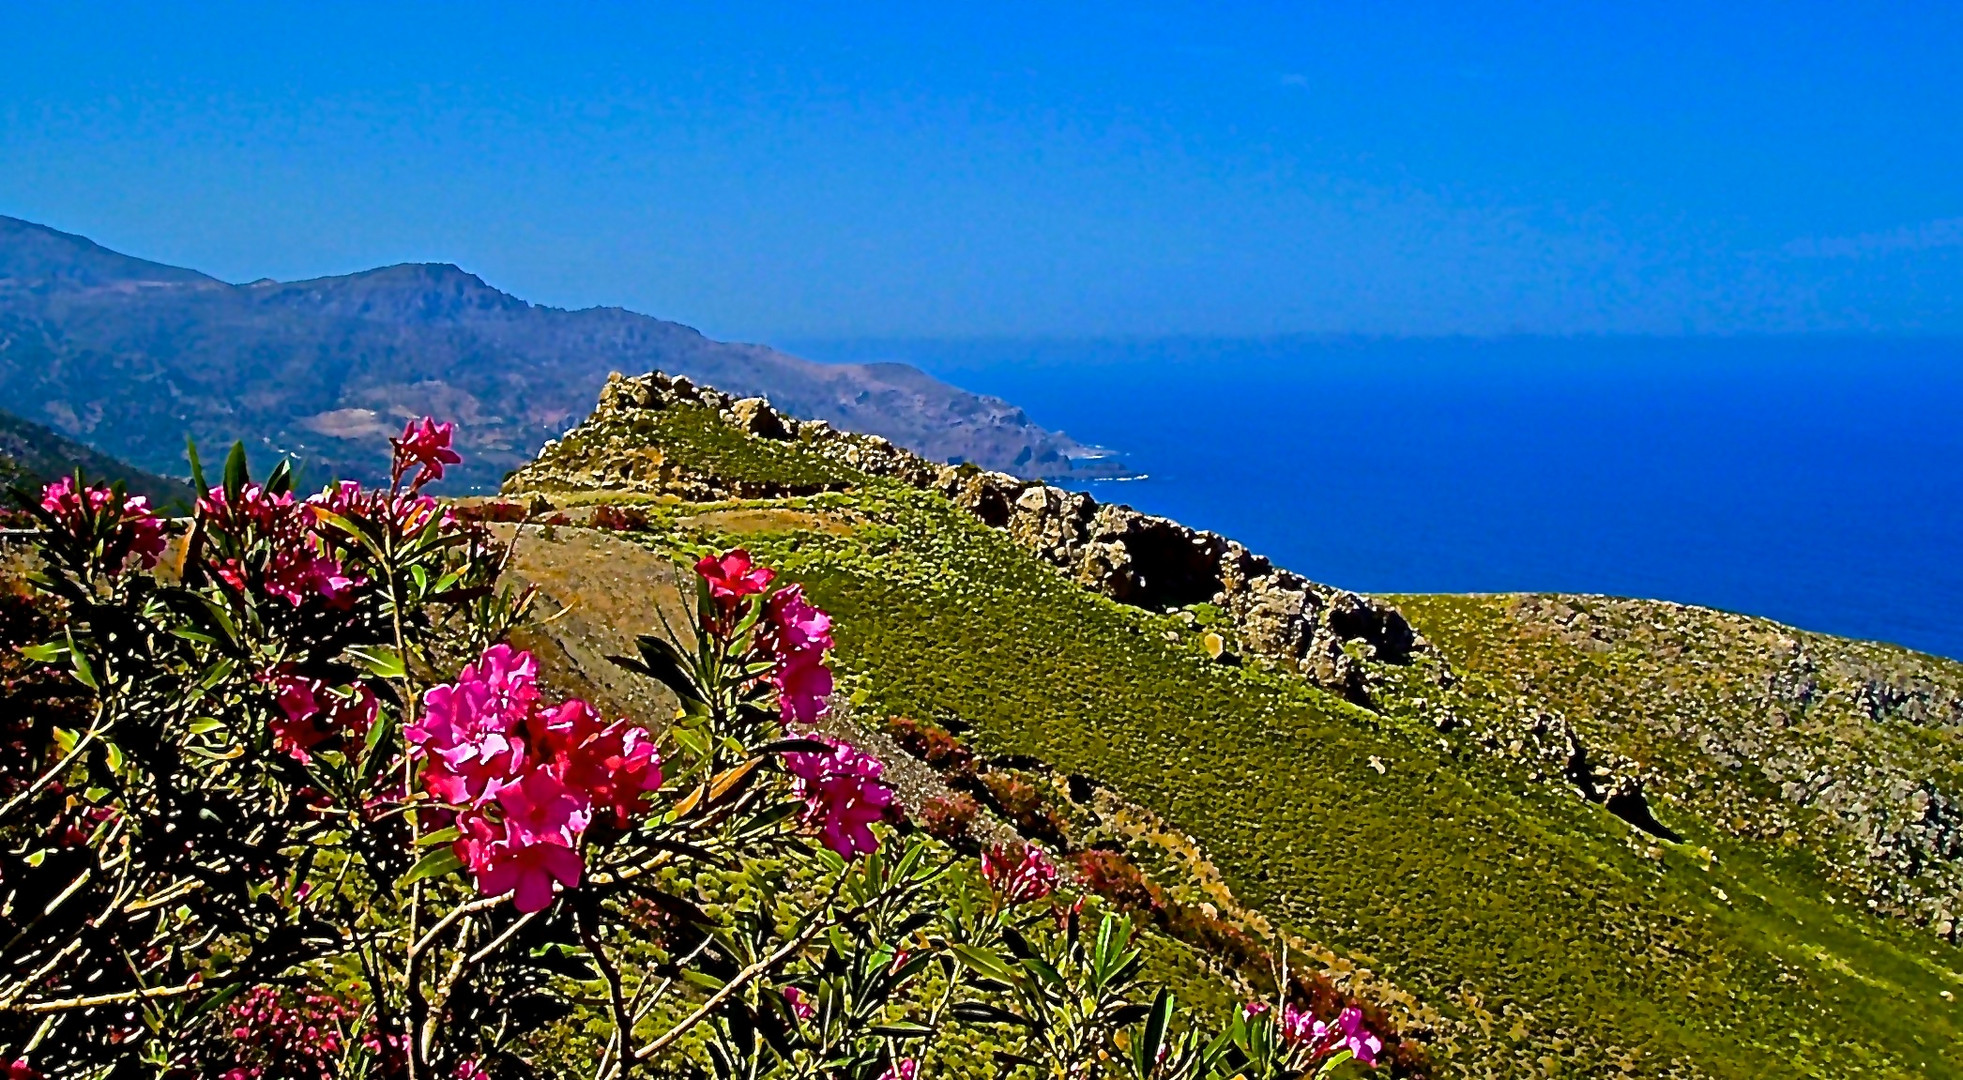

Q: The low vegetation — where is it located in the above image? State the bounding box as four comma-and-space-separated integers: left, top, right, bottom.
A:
501, 385, 1963, 1079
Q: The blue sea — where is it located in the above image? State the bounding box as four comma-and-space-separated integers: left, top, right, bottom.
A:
787, 337, 1963, 662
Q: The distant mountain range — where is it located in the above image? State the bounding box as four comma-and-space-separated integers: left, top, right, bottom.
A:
0, 215, 1117, 490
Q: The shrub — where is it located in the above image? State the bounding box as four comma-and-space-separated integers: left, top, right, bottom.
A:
453, 499, 529, 524
885, 715, 975, 779
1073, 848, 1167, 914
917, 792, 980, 840
589, 503, 648, 531
981, 769, 1071, 845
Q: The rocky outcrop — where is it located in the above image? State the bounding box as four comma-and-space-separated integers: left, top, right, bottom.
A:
510, 371, 1432, 704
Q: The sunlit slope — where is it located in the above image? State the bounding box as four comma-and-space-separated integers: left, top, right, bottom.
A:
505, 391, 1963, 1080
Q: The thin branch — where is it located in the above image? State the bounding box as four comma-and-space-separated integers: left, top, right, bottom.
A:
6, 979, 205, 1013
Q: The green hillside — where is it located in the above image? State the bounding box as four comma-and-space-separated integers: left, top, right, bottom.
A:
502, 375, 1963, 1079
0, 408, 189, 508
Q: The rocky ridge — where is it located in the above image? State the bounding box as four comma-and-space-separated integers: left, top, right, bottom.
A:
506, 370, 1432, 704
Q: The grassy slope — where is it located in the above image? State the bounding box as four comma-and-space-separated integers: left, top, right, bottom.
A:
0, 409, 189, 508
513, 403, 1963, 1079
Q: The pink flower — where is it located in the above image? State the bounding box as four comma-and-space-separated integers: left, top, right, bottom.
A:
781, 985, 815, 1021
762, 585, 837, 727
421, 645, 667, 911
412, 644, 539, 804
1279, 1004, 1321, 1048
395, 417, 461, 483
1332, 1007, 1382, 1066
540, 700, 664, 827
7, 1059, 42, 1080
39, 477, 168, 572
494, 767, 589, 848
1242, 1000, 1271, 1018
766, 584, 833, 653
695, 548, 775, 604
981, 843, 1057, 905
1275, 1004, 1381, 1068
879, 1059, 916, 1080
773, 649, 834, 728
469, 826, 584, 913
783, 736, 895, 860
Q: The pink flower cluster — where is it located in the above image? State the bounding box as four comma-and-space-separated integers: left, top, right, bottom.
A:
312, 478, 452, 535
879, 1059, 918, 1080
783, 734, 895, 860
981, 842, 1058, 905
216, 986, 362, 1079
410, 645, 663, 912
763, 584, 834, 727
1278, 1004, 1382, 1068
200, 483, 363, 607
39, 477, 167, 572
270, 674, 379, 764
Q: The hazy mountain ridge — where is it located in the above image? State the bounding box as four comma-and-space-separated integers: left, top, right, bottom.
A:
0, 215, 1114, 489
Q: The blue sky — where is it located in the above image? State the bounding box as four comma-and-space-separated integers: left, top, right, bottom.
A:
3, 2, 1960, 339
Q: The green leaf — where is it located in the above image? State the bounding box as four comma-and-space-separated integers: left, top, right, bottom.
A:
186, 438, 208, 495
1135, 989, 1175, 1077
222, 442, 249, 501
67, 640, 98, 690
614, 634, 705, 706
17, 642, 65, 663
949, 944, 1020, 986
417, 826, 462, 847
346, 646, 406, 680
870, 1023, 935, 1039
311, 508, 385, 559
397, 846, 465, 888
188, 718, 226, 736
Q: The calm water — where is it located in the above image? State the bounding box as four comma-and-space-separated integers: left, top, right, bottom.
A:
786, 337, 1963, 661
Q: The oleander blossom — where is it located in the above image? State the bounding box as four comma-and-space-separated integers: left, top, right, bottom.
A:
781, 985, 815, 1021
762, 583, 835, 727
981, 842, 1058, 905
215, 986, 361, 1079
1278, 1004, 1381, 1068
411, 645, 663, 912
878, 1060, 917, 1080
395, 416, 461, 484
695, 548, 775, 606
782, 734, 896, 860
39, 477, 168, 572
200, 483, 364, 607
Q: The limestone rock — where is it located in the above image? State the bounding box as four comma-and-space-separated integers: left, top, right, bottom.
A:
730, 397, 791, 439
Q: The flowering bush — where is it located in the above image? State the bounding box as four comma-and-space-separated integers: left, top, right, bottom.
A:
0, 421, 1384, 1079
